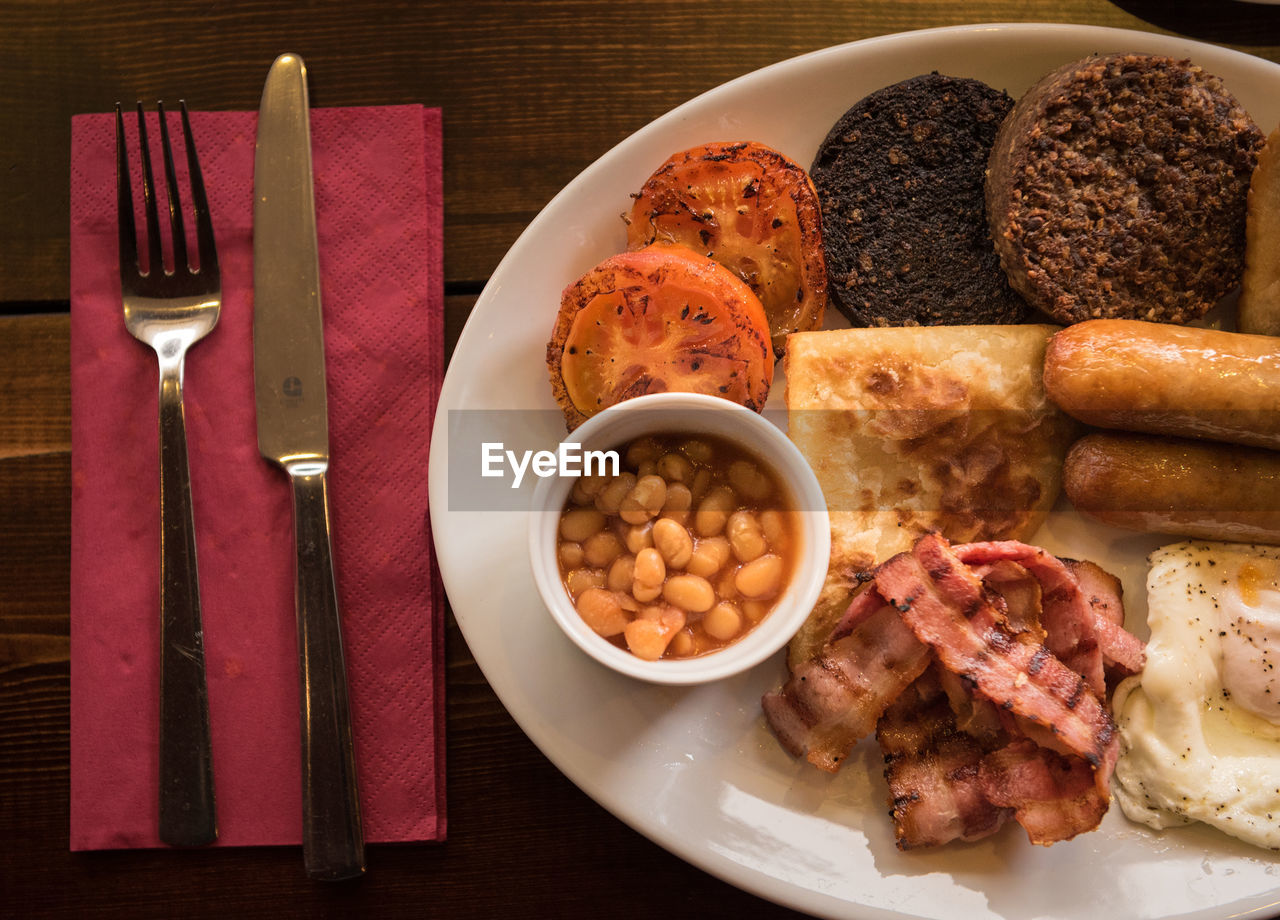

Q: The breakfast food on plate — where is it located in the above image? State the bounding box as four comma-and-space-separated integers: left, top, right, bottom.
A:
986, 53, 1264, 325
1113, 541, 1280, 850
783, 324, 1078, 667
626, 141, 827, 355
556, 432, 798, 660
1043, 319, 1280, 449
1241, 124, 1280, 336
546, 242, 772, 430
541, 51, 1272, 858
1064, 432, 1280, 544
809, 73, 1026, 328
763, 533, 1145, 848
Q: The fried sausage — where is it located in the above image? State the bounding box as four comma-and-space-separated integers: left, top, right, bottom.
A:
1063, 431, 1280, 544
1043, 319, 1280, 449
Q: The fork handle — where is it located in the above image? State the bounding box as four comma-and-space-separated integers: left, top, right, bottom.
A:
157, 363, 218, 847
288, 464, 365, 881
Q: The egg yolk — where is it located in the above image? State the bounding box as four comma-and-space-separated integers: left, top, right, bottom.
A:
1219, 558, 1280, 726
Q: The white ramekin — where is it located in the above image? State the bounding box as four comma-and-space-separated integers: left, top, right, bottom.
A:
529, 392, 830, 685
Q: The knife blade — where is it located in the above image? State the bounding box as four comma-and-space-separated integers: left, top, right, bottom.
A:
253, 51, 365, 881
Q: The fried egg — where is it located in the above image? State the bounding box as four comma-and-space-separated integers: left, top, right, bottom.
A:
1113, 540, 1280, 850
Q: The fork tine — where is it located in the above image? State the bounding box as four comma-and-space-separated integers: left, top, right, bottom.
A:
180, 101, 219, 285
157, 101, 189, 277
115, 103, 139, 278
135, 102, 164, 277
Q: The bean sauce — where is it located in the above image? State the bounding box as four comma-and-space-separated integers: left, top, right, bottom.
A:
556, 433, 799, 661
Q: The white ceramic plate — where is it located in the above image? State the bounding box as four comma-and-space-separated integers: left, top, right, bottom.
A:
429, 23, 1280, 920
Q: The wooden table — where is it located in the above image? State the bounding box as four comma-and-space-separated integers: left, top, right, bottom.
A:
6, 2, 1280, 917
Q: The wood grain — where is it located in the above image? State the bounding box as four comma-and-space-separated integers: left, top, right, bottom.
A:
0, 316, 70, 456
8, 2, 1280, 916
0, 294, 807, 917
7, 0, 1280, 303
0, 444, 805, 920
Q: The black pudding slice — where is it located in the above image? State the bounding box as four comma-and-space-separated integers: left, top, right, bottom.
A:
811, 73, 1026, 327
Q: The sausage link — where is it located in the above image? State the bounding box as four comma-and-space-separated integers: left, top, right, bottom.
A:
1043, 319, 1280, 449
1063, 431, 1280, 543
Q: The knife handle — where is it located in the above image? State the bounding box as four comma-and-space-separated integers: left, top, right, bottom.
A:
288, 464, 366, 881
157, 364, 218, 847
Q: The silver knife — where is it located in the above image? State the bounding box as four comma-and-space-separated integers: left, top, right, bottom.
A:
253, 51, 365, 881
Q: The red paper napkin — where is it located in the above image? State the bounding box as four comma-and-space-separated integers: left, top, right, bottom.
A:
68, 105, 445, 849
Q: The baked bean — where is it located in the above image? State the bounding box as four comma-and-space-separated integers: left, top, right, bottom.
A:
633, 546, 666, 587
606, 554, 635, 593
759, 509, 789, 550
729, 460, 773, 501
560, 508, 605, 543
694, 486, 736, 537
663, 574, 715, 613
633, 581, 662, 603
559, 432, 798, 662
726, 511, 767, 562
660, 483, 693, 525
576, 587, 628, 637
594, 472, 636, 515
570, 473, 608, 505
623, 522, 654, 554
652, 518, 694, 569
620, 474, 667, 525
680, 439, 713, 464
661, 606, 687, 632
558, 541, 584, 569
656, 452, 693, 483
689, 468, 713, 505
668, 629, 696, 657
703, 602, 743, 641
736, 553, 783, 599
624, 617, 675, 661
686, 536, 731, 578
582, 530, 624, 568
565, 567, 605, 597
715, 568, 739, 600
625, 437, 661, 469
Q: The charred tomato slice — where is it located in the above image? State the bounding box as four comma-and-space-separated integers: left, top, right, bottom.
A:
547, 243, 773, 430
627, 141, 827, 356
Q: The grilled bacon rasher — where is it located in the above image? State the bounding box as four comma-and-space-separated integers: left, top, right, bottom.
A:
762, 533, 1145, 849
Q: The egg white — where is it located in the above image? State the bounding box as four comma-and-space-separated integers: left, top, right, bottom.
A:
1113, 540, 1280, 851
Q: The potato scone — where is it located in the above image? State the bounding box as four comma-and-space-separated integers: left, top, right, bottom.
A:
784, 325, 1077, 667
987, 53, 1263, 325
810, 73, 1025, 328
1240, 124, 1280, 336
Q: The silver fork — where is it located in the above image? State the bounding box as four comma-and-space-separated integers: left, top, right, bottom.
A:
116, 100, 219, 847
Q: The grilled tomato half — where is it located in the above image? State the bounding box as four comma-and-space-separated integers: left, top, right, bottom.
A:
627, 141, 827, 355
547, 243, 772, 430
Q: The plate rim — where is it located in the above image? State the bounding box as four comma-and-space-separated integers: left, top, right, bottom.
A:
429, 21, 1280, 920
